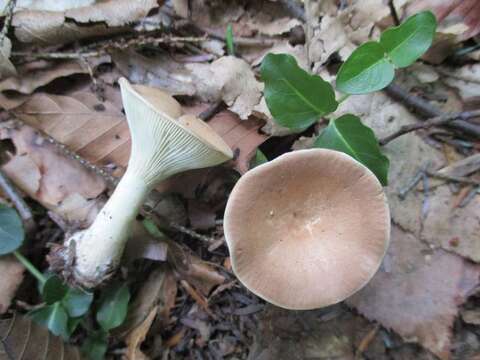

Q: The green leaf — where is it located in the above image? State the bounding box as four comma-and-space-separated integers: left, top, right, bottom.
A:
142, 218, 167, 239
41, 274, 69, 305
96, 283, 130, 331
67, 317, 82, 336
0, 204, 24, 255
250, 149, 268, 168
261, 53, 338, 130
380, 11, 437, 68
336, 42, 395, 95
62, 288, 93, 317
82, 331, 108, 360
314, 114, 389, 185
30, 303, 69, 339
226, 24, 235, 56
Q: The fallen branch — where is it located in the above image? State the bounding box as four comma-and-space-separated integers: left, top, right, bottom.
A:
380, 110, 480, 145
426, 170, 480, 186
384, 83, 480, 138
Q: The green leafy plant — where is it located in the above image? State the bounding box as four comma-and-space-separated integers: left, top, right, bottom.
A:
0, 204, 130, 358
226, 24, 235, 56
260, 11, 437, 185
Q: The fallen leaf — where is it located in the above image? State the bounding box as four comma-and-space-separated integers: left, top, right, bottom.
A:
442, 64, 480, 101
0, 255, 24, 314
1, 124, 105, 224
247, 16, 301, 36
0, 0, 95, 12
125, 306, 157, 360
0, 312, 82, 359
12, 0, 159, 45
187, 56, 263, 120
347, 225, 480, 359
111, 50, 196, 97
0, 37, 17, 80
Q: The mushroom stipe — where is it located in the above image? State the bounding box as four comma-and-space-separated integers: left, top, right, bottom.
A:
224, 149, 391, 310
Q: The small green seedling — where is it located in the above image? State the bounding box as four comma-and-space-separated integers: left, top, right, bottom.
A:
261, 11, 437, 185
0, 204, 130, 359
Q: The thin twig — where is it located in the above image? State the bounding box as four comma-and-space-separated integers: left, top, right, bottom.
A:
0, 168, 35, 233
169, 222, 215, 243
426, 170, 480, 186
384, 83, 480, 138
388, 0, 400, 25
380, 110, 480, 145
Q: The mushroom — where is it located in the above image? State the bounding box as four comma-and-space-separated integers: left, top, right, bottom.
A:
68, 78, 233, 287
223, 149, 390, 310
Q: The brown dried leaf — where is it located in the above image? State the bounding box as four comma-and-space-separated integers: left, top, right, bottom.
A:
1, 124, 105, 224
125, 306, 157, 360
187, 56, 263, 120
347, 225, 480, 359
0, 312, 83, 359
0, 37, 17, 80
0, 255, 24, 314
247, 16, 301, 36
1, 0, 95, 12
12, 0, 159, 45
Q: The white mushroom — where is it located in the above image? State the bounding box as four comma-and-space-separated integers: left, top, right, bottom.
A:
68, 78, 232, 287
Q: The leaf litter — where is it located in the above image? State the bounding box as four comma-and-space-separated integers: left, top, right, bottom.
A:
0, 0, 479, 359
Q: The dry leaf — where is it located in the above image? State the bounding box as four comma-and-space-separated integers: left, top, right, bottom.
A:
443, 64, 480, 101
247, 16, 301, 36
1, 124, 105, 224
187, 56, 263, 120
125, 306, 157, 360
0, 37, 17, 80
12, 0, 159, 45
0, 0, 95, 13
0, 312, 82, 359
347, 225, 480, 359
0, 255, 24, 314
112, 50, 196, 97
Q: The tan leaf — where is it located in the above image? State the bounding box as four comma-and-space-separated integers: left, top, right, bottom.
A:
247, 16, 301, 36
0, 255, 24, 314
12, 0, 159, 45
347, 225, 480, 359
0, 313, 83, 359
0, 37, 17, 80
0, 0, 95, 13
125, 306, 157, 360
1, 125, 105, 224
187, 56, 263, 120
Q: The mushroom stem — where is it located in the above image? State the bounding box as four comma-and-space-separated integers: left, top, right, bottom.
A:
70, 170, 155, 286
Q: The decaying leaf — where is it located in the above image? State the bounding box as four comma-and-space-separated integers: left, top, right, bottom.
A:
247, 16, 301, 36
12, 0, 159, 45
125, 306, 157, 360
442, 63, 480, 101
0, 0, 95, 13
0, 37, 17, 80
0, 124, 105, 225
0, 312, 82, 359
0, 255, 24, 314
348, 225, 480, 359
112, 50, 196, 97
187, 56, 263, 120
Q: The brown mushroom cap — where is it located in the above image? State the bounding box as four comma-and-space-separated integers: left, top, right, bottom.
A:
223, 149, 390, 310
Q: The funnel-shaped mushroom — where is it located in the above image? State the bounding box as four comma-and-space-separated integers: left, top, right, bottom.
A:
68, 78, 232, 287
224, 149, 390, 310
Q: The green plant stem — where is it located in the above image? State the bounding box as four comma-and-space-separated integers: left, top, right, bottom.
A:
13, 251, 47, 284
338, 94, 350, 103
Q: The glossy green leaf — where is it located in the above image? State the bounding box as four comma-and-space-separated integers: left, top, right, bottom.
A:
62, 288, 93, 317
0, 204, 24, 255
261, 53, 338, 130
250, 149, 268, 168
336, 42, 395, 95
380, 11, 437, 68
314, 114, 389, 185
41, 275, 69, 305
96, 283, 130, 331
82, 331, 108, 360
30, 303, 69, 339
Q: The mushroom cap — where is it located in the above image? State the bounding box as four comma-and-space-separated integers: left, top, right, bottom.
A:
223, 149, 390, 310
119, 78, 233, 186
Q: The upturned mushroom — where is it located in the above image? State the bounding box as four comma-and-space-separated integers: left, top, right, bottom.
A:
224, 149, 390, 310
67, 78, 233, 287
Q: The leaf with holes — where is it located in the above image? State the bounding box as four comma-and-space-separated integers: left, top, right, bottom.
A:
336, 42, 395, 95
314, 114, 389, 185
0, 204, 24, 255
380, 11, 437, 68
261, 53, 338, 130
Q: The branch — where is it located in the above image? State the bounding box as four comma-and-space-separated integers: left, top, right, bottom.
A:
380, 110, 480, 145
384, 83, 480, 138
